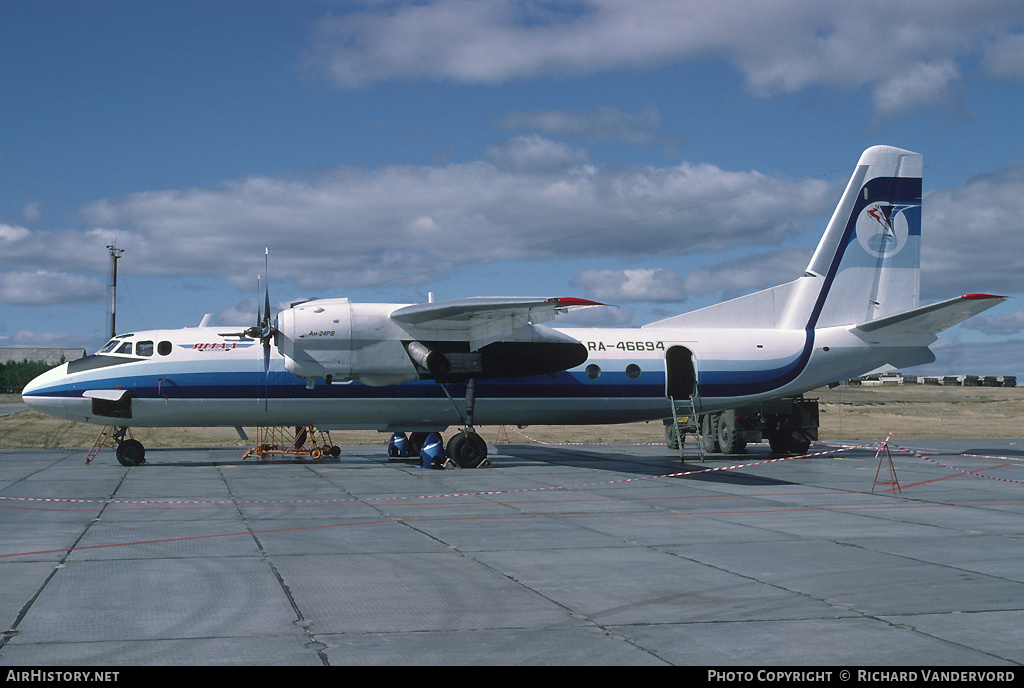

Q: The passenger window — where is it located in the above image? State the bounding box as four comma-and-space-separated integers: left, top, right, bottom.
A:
158, 341, 172, 356
626, 364, 642, 380
137, 341, 154, 357
586, 364, 602, 380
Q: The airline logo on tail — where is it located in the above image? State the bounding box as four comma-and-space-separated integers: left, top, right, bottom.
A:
855, 201, 918, 258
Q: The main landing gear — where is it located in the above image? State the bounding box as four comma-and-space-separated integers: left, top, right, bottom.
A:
389, 378, 490, 469
445, 431, 488, 468
446, 377, 488, 468
390, 430, 489, 469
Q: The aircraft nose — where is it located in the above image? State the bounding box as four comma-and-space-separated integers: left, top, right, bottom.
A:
21, 362, 70, 419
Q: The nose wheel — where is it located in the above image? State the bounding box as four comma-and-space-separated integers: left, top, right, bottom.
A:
112, 428, 146, 466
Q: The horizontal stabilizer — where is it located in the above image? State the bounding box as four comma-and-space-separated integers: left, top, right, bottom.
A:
854, 294, 1006, 337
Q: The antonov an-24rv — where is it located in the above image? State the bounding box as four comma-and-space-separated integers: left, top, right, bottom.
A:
22, 146, 1004, 466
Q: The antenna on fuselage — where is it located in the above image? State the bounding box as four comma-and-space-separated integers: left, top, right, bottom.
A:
106, 243, 124, 338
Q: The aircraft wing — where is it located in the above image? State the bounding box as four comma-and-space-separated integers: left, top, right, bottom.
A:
391, 296, 602, 350
854, 294, 1006, 338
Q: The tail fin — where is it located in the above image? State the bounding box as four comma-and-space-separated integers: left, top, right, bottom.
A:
644, 145, 922, 332
794, 145, 922, 329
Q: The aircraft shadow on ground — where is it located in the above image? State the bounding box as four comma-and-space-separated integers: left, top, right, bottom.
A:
498, 443, 798, 486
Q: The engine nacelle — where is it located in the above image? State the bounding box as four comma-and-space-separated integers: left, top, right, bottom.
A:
277, 299, 421, 386
276, 298, 590, 386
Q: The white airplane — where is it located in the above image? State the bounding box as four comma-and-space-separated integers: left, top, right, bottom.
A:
22, 145, 1004, 467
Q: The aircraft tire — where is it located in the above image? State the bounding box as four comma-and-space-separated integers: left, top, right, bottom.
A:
788, 436, 811, 455
408, 432, 428, 457
116, 439, 146, 467
768, 431, 809, 455
446, 432, 487, 468
716, 410, 746, 454
664, 423, 682, 451
701, 414, 720, 454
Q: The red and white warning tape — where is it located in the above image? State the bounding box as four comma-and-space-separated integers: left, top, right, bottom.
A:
0, 441, 879, 507
2, 437, 1018, 508
890, 443, 1024, 486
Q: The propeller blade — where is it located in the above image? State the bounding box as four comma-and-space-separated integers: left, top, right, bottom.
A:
262, 249, 271, 412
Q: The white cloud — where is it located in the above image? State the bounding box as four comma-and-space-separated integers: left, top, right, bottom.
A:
554, 304, 635, 327
214, 297, 295, 327
872, 61, 961, 118
484, 134, 589, 171
0, 224, 31, 242
924, 160, 1024, 300
492, 106, 664, 144
984, 32, 1024, 79
571, 268, 687, 302
570, 247, 818, 305
0, 330, 98, 350
8, 145, 1018, 316
16, 203, 43, 225
0, 147, 831, 295
963, 309, 1024, 336
303, 0, 1024, 117
0, 271, 105, 306
682, 248, 813, 298
911, 338, 1024, 377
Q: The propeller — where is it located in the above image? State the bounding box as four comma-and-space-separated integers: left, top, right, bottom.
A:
218, 249, 277, 410
257, 251, 275, 408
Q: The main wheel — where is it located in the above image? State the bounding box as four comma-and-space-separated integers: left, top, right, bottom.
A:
664, 423, 683, 451
787, 436, 811, 455
445, 432, 488, 468
716, 410, 746, 454
408, 432, 428, 457
768, 431, 810, 455
700, 414, 719, 454
116, 439, 146, 466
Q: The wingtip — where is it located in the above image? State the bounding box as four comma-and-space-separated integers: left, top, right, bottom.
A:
549, 297, 606, 307
961, 293, 1008, 300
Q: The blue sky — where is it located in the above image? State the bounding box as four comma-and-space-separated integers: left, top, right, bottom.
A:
2, 0, 1023, 377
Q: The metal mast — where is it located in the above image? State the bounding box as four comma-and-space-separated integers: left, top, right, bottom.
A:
107, 244, 124, 338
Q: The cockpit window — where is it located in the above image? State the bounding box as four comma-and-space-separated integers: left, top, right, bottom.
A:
158, 341, 172, 356
99, 339, 120, 354
114, 342, 133, 355
137, 341, 154, 357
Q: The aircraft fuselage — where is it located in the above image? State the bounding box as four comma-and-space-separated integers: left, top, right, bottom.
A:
21, 319, 922, 432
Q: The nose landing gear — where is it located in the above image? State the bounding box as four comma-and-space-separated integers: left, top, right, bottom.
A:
112, 427, 146, 466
